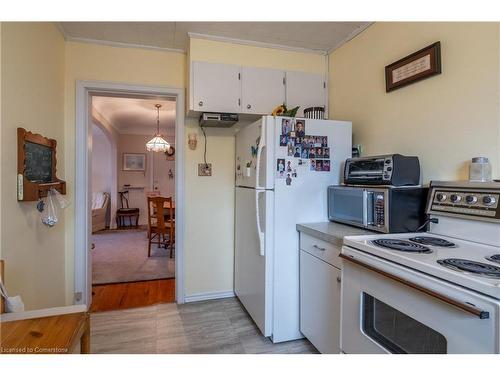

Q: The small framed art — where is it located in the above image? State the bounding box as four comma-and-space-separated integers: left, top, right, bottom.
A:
123, 153, 146, 171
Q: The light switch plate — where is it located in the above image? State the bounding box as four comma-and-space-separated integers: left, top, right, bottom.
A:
198, 163, 212, 176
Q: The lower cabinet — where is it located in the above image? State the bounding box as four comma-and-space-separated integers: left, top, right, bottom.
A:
300, 249, 342, 354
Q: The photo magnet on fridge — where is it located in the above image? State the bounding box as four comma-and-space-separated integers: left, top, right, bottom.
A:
286, 159, 293, 173
313, 136, 322, 147
287, 141, 294, 156
281, 119, 292, 135
323, 160, 331, 172
315, 160, 323, 171
323, 147, 330, 159
276, 158, 286, 179
286, 173, 292, 186
293, 145, 302, 158
279, 135, 288, 147
295, 120, 305, 138
310, 160, 316, 171
308, 148, 316, 159
316, 147, 324, 159
301, 147, 309, 159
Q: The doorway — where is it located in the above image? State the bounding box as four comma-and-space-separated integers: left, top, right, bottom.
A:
75, 81, 185, 310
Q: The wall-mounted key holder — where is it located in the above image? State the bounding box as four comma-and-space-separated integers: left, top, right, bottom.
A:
17, 127, 66, 201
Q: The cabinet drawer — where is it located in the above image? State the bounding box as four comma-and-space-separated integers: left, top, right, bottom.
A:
299, 233, 341, 268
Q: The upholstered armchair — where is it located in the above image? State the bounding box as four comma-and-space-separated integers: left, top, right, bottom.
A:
92, 192, 110, 233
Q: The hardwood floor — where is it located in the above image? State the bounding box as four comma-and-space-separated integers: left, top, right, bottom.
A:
90, 279, 175, 313
91, 297, 318, 354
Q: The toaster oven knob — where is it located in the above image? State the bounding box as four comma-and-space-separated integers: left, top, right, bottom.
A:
450, 194, 461, 203
465, 195, 478, 204
436, 193, 447, 202
483, 196, 496, 206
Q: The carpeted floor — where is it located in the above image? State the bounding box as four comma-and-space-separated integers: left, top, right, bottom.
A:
92, 229, 175, 285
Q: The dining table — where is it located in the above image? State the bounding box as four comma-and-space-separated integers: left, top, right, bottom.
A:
163, 200, 175, 220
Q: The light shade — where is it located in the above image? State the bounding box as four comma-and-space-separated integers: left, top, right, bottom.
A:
146, 134, 170, 152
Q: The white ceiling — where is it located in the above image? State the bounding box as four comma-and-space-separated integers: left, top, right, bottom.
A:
92, 96, 176, 135
58, 22, 371, 53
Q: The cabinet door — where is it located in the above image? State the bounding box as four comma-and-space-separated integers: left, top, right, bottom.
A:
285, 71, 326, 117
300, 250, 341, 354
192, 61, 241, 113
241, 67, 285, 115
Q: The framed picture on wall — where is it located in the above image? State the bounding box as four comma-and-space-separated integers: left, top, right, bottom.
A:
385, 41, 441, 92
123, 153, 146, 171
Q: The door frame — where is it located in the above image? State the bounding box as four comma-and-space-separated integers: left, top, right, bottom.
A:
75, 80, 186, 307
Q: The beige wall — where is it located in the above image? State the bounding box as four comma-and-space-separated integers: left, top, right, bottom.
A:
329, 22, 500, 182
1, 23, 66, 309
189, 37, 327, 73
184, 122, 236, 296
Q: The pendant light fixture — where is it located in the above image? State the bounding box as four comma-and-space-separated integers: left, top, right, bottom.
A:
146, 104, 170, 152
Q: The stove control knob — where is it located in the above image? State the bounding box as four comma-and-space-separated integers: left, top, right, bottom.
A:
465, 195, 478, 204
450, 194, 461, 203
436, 193, 447, 202
483, 196, 497, 206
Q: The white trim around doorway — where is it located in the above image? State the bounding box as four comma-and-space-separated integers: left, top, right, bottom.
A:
75, 80, 186, 308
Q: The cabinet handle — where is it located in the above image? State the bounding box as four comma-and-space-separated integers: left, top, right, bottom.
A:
198, 101, 203, 107
336, 276, 341, 283
247, 104, 252, 109
313, 244, 326, 251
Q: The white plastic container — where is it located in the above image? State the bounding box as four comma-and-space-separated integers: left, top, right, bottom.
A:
469, 157, 492, 182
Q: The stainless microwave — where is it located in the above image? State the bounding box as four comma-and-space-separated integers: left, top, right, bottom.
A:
327, 185, 428, 233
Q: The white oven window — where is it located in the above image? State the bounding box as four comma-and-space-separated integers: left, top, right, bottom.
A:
362, 293, 447, 354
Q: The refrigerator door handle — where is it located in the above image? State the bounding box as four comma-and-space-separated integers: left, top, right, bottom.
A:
255, 125, 266, 190
255, 190, 266, 257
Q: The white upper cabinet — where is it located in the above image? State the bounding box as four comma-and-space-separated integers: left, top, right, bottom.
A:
190, 61, 327, 116
241, 66, 285, 115
285, 71, 326, 117
191, 61, 241, 113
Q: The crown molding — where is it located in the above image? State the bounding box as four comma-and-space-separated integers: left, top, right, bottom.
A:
327, 22, 374, 54
188, 32, 328, 56
64, 35, 186, 54
55, 22, 68, 40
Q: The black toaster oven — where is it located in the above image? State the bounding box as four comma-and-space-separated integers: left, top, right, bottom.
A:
344, 154, 420, 186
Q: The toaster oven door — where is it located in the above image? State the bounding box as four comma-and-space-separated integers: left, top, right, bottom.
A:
328, 187, 366, 228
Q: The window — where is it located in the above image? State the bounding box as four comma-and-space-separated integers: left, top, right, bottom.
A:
362, 293, 447, 354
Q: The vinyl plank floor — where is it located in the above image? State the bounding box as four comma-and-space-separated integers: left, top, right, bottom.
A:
91, 297, 318, 354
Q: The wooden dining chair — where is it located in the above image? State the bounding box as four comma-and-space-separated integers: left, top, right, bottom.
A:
116, 191, 140, 228
147, 196, 175, 258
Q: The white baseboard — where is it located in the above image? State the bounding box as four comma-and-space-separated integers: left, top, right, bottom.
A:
184, 290, 235, 303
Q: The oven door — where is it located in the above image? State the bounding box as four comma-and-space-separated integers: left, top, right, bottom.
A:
340, 246, 500, 354
328, 186, 366, 229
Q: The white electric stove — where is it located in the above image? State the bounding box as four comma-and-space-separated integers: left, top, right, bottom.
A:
340, 181, 500, 354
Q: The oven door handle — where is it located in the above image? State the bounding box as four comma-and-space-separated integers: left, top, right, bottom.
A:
339, 253, 490, 320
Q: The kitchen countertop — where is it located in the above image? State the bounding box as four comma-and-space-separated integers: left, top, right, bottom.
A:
296, 222, 372, 247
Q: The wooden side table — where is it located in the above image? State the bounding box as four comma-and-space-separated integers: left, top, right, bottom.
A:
0, 311, 90, 354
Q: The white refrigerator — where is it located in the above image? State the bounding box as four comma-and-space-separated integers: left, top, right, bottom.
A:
234, 116, 352, 343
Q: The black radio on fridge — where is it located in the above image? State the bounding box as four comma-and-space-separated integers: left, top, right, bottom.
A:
344, 154, 420, 186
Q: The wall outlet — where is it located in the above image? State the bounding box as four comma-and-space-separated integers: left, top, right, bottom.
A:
198, 163, 212, 177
